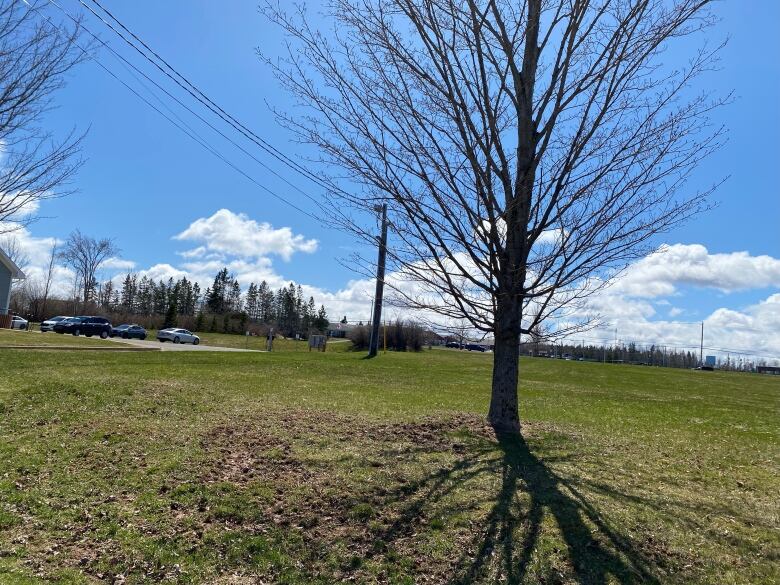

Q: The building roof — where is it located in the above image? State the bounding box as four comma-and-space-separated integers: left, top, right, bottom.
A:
327, 322, 356, 332
0, 247, 25, 279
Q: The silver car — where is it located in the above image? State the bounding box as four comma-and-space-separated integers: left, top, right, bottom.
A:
156, 328, 200, 345
40, 315, 69, 332
10, 316, 28, 330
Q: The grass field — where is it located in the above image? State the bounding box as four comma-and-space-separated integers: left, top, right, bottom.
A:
0, 342, 777, 584
145, 330, 353, 352
0, 329, 118, 348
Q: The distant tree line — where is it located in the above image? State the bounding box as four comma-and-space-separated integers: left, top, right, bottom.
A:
528, 341, 710, 370
96, 267, 330, 337
10, 254, 329, 337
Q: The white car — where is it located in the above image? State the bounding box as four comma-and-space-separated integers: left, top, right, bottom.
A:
40, 315, 69, 332
156, 328, 200, 345
10, 316, 28, 330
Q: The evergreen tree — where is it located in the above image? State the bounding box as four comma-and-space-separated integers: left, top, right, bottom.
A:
177, 277, 193, 315
121, 273, 137, 313
98, 280, 114, 310
192, 282, 201, 314
207, 268, 230, 313
137, 276, 152, 315
152, 279, 168, 315
163, 282, 179, 328
258, 281, 274, 322
195, 311, 205, 332
314, 305, 329, 332
245, 282, 259, 321
228, 279, 242, 313
301, 296, 316, 332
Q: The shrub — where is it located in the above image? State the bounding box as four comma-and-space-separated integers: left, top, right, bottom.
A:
348, 325, 370, 350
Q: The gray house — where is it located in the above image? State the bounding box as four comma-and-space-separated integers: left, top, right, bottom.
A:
0, 247, 25, 328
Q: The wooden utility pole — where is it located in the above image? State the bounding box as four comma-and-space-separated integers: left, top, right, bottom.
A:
368, 203, 388, 358
699, 321, 704, 366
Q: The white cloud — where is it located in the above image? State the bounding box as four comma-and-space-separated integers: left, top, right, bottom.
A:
135, 263, 190, 283
0, 225, 74, 296
103, 257, 136, 271
612, 244, 780, 298
174, 209, 318, 261
176, 246, 207, 259
582, 293, 780, 364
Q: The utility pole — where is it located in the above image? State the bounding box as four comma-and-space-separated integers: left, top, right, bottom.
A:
368, 203, 388, 358
699, 321, 704, 366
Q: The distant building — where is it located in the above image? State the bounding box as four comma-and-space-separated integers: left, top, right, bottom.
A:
326, 322, 356, 338
0, 247, 25, 328
757, 366, 780, 375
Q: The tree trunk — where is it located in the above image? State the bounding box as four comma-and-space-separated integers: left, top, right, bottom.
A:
487, 0, 541, 435
489, 295, 521, 434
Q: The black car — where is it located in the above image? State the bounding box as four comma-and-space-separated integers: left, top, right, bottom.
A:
464, 343, 487, 352
53, 316, 112, 338
445, 341, 462, 349
111, 324, 147, 340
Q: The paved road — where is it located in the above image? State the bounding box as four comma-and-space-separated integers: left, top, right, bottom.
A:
106, 337, 262, 352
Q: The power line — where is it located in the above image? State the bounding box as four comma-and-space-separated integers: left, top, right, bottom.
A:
31, 0, 321, 222
79, 0, 340, 198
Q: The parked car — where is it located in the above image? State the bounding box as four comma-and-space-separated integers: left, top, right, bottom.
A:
464, 343, 486, 352
53, 316, 112, 338
157, 328, 200, 345
445, 341, 461, 348
10, 315, 28, 330
40, 315, 69, 332
111, 324, 147, 340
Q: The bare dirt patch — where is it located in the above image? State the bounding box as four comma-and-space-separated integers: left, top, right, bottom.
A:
190, 411, 511, 581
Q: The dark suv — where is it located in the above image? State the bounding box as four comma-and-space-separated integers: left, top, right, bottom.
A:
53, 316, 112, 338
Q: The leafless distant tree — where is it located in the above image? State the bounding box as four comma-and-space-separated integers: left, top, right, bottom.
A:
0, 0, 85, 231
58, 230, 118, 306
40, 240, 57, 316
527, 311, 549, 357
0, 234, 30, 271
264, 0, 726, 433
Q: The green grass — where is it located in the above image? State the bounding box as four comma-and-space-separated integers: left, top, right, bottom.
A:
0, 329, 119, 348
0, 346, 777, 584
146, 329, 352, 352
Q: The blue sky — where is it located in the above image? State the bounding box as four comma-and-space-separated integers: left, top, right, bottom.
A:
8, 0, 780, 360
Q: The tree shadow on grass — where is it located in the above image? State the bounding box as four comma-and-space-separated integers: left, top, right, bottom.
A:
448, 432, 660, 584
367, 429, 663, 584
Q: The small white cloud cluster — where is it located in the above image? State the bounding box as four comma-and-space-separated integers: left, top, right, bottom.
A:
174, 209, 318, 261
612, 244, 780, 297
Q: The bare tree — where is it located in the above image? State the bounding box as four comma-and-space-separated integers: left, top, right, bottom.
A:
10, 276, 45, 318
40, 240, 57, 316
0, 0, 85, 231
58, 230, 118, 306
0, 234, 30, 271
265, 0, 725, 433
527, 314, 549, 357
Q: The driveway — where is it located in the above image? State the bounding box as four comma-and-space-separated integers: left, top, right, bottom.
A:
107, 337, 262, 352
